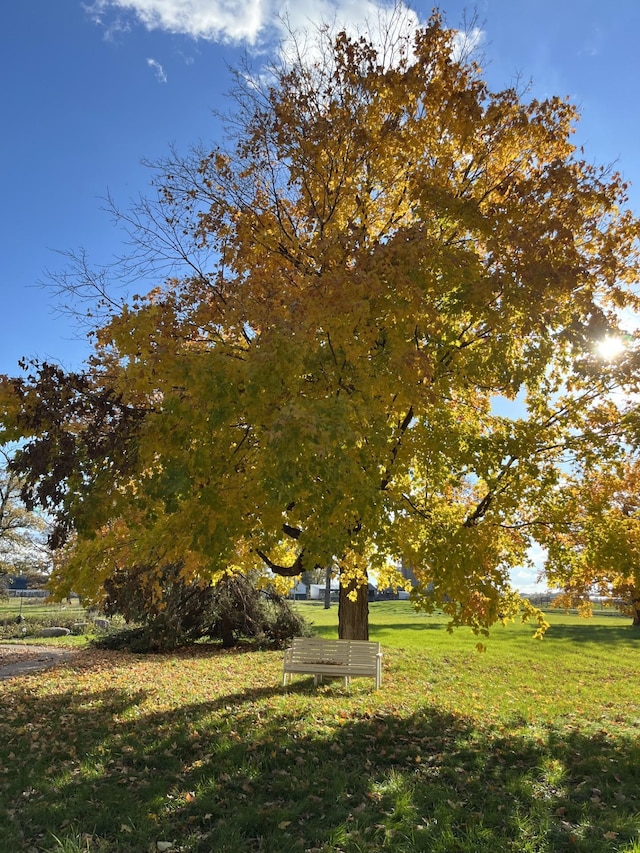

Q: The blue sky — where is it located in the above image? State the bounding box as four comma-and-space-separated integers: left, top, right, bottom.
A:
2, 0, 640, 590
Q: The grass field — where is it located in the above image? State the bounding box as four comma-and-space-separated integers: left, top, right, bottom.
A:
0, 596, 82, 618
1, 601, 639, 852
0, 597, 97, 644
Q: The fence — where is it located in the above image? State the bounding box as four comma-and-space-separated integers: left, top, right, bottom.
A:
6, 589, 49, 598
526, 593, 628, 618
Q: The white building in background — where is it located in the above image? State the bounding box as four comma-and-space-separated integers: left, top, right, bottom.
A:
309, 580, 340, 600
290, 581, 307, 599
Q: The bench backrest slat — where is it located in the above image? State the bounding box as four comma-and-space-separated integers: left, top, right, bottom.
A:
288, 638, 380, 661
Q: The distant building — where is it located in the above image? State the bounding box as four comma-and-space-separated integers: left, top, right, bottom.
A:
309, 580, 340, 600
290, 581, 308, 600
400, 560, 418, 587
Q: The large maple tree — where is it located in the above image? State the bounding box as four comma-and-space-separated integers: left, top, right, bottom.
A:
2, 11, 639, 639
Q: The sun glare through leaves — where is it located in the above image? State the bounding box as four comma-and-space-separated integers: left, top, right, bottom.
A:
595, 335, 626, 361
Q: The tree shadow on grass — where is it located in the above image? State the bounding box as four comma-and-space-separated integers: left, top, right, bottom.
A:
538, 623, 640, 645
311, 622, 446, 641
2, 670, 640, 853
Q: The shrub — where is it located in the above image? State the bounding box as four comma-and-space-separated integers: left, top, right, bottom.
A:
99, 564, 309, 652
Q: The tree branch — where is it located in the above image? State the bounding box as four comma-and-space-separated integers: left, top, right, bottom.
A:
380, 406, 414, 490
255, 548, 306, 577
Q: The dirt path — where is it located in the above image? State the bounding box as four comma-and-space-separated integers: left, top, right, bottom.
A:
0, 643, 80, 680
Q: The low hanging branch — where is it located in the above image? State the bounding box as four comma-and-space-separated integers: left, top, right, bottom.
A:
282, 522, 302, 539
255, 547, 307, 577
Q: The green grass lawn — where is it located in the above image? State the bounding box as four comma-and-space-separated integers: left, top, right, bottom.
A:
1, 602, 639, 852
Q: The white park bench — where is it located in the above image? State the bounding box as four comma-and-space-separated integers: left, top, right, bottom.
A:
282, 637, 382, 690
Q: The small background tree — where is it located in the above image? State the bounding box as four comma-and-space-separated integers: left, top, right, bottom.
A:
541, 458, 640, 627
0, 448, 50, 592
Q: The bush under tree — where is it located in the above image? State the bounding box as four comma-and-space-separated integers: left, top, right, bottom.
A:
100, 563, 309, 651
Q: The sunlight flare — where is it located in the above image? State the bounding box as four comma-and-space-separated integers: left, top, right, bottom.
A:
596, 335, 625, 361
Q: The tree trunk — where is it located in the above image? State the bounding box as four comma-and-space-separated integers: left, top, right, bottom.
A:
632, 603, 640, 627
324, 566, 332, 609
218, 613, 236, 648
338, 576, 369, 640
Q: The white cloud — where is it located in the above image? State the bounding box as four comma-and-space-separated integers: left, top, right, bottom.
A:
87, 0, 486, 81
87, 0, 487, 88
147, 58, 167, 83
87, 0, 269, 44
273, 1, 423, 71
86, 0, 434, 49
147, 56, 168, 81
84, 2, 132, 42
275, 0, 417, 39
451, 26, 484, 62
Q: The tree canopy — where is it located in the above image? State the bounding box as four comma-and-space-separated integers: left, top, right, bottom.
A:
1, 9, 639, 639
